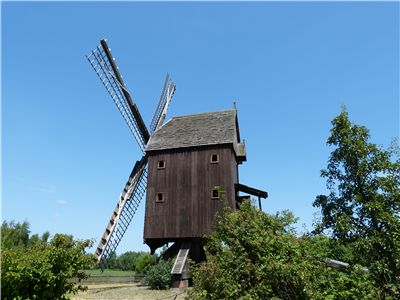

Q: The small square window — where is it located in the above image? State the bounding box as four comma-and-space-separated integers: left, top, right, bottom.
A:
157, 160, 166, 169
210, 154, 219, 164
211, 189, 220, 199
156, 193, 164, 203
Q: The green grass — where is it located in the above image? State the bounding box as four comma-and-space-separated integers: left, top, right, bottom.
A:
84, 269, 136, 277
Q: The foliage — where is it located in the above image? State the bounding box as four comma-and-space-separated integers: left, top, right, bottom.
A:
301, 235, 377, 299
135, 252, 157, 274
190, 202, 379, 299
313, 109, 400, 297
3, 221, 31, 248
142, 259, 173, 290
1, 221, 51, 250
1, 221, 30, 248
117, 251, 141, 271
97, 251, 155, 272
83, 253, 99, 270
1, 221, 95, 300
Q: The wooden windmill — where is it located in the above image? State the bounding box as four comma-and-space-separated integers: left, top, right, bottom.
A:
86, 38, 267, 284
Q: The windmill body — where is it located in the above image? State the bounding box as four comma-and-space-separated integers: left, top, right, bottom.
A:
144, 110, 246, 254
86, 39, 267, 284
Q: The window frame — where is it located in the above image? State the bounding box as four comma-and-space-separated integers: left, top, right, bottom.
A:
211, 189, 220, 199
157, 160, 166, 169
210, 154, 219, 164
155, 192, 165, 203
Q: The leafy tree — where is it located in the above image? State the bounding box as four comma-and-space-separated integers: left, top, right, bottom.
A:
41, 231, 51, 243
301, 234, 376, 299
1, 221, 30, 248
1, 222, 95, 300
106, 251, 118, 269
313, 109, 400, 297
94, 250, 154, 271
2, 221, 51, 249
142, 259, 173, 290
27, 233, 41, 247
190, 202, 376, 299
117, 251, 140, 271
135, 252, 157, 274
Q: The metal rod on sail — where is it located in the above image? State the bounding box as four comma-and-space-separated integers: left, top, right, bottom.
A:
156, 77, 176, 131
100, 39, 150, 143
150, 74, 176, 133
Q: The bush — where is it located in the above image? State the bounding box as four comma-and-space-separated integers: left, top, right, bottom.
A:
117, 251, 140, 271
190, 202, 378, 299
1, 224, 95, 300
135, 253, 157, 274
142, 259, 173, 290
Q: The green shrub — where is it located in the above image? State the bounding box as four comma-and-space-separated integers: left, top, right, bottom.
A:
135, 253, 157, 274
117, 251, 140, 271
142, 259, 173, 290
1, 233, 94, 300
190, 202, 379, 299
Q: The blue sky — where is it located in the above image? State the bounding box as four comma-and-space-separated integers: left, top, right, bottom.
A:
2, 2, 399, 254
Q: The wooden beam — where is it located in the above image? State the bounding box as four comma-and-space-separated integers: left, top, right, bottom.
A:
236, 183, 268, 199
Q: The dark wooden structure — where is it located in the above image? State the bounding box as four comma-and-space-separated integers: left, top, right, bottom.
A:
143, 109, 266, 260
87, 39, 267, 284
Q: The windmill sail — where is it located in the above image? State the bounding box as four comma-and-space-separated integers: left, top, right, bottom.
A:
95, 156, 148, 266
86, 39, 149, 152
150, 73, 176, 134
87, 38, 177, 268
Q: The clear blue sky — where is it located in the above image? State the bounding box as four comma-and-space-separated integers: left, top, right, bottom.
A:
2, 2, 399, 254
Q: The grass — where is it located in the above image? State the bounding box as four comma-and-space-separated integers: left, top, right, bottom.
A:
73, 270, 189, 299
84, 269, 136, 277
70, 283, 188, 300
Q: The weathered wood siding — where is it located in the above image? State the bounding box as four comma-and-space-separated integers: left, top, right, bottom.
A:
144, 145, 238, 240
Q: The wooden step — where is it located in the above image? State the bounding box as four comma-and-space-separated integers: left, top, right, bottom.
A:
171, 248, 189, 275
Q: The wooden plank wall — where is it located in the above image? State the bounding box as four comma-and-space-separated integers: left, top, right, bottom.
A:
144, 145, 238, 240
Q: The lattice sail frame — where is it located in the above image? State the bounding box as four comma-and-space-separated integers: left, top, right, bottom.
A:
95, 158, 148, 265
86, 44, 147, 152
150, 74, 176, 134
86, 39, 176, 266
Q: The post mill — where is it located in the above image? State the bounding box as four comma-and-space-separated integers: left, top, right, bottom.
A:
86, 38, 268, 286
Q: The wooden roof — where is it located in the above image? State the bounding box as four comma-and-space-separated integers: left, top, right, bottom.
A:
146, 109, 240, 152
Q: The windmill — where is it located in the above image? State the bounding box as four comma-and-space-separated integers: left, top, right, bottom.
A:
86, 38, 176, 266
86, 38, 268, 286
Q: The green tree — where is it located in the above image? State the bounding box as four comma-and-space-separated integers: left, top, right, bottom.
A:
106, 251, 118, 269
2, 221, 51, 249
1, 222, 95, 300
117, 251, 140, 271
135, 252, 157, 274
190, 204, 309, 299
190, 202, 378, 299
142, 259, 173, 290
313, 109, 400, 297
41, 231, 51, 243
301, 234, 376, 299
1, 221, 30, 248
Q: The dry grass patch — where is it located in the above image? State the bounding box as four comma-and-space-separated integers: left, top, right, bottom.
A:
71, 283, 187, 300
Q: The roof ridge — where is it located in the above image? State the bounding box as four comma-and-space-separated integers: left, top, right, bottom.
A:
171, 109, 236, 120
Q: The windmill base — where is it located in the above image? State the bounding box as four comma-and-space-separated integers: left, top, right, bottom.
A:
172, 275, 190, 288
156, 239, 206, 288
162, 239, 206, 261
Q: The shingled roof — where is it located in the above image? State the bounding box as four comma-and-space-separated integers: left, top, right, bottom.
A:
146, 109, 240, 152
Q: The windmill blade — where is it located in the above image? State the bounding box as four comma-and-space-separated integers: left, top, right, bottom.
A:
150, 73, 176, 134
86, 39, 149, 152
95, 156, 148, 267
